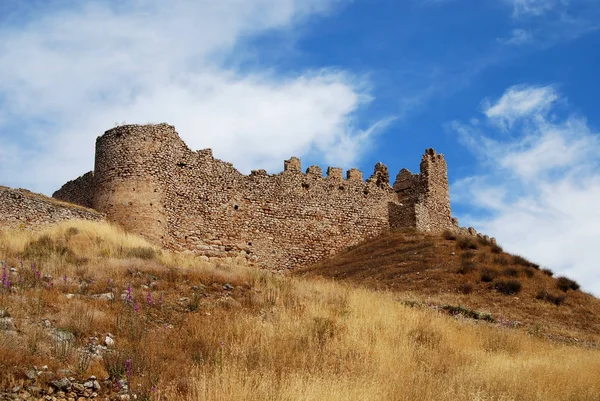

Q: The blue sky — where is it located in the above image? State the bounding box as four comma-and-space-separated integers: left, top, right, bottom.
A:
1, 0, 599, 294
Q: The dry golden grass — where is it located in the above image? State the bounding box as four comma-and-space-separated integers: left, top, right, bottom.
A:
300, 230, 600, 344
1, 221, 600, 400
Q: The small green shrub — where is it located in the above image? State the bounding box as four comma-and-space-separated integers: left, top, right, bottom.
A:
556, 277, 580, 292
494, 280, 522, 295
23, 235, 74, 260
461, 251, 476, 260
441, 305, 494, 322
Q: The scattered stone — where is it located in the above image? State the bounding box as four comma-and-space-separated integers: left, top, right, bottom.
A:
0, 317, 15, 331
223, 283, 233, 291
52, 378, 72, 391
91, 292, 114, 301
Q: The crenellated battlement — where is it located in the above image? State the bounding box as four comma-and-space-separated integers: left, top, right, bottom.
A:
53, 123, 458, 269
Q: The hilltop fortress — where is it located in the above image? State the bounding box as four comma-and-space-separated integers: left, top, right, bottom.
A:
52, 123, 470, 269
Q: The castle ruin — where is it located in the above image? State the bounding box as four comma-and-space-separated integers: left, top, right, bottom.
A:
53, 123, 460, 269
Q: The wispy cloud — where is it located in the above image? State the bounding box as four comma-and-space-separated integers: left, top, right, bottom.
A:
482, 85, 558, 129
450, 85, 600, 295
504, 0, 561, 17
498, 28, 534, 45
0, 0, 388, 194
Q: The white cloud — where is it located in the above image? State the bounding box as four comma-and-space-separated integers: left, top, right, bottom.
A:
0, 0, 386, 194
451, 85, 600, 296
504, 0, 560, 17
483, 84, 558, 129
499, 28, 534, 45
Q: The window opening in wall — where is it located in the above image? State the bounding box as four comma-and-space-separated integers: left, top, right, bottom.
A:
234, 205, 239, 211
177, 162, 187, 168
338, 185, 345, 191
248, 242, 252, 246
363, 188, 369, 195
301, 183, 310, 190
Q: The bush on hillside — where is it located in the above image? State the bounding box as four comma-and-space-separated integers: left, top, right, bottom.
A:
502, 267, 519, 277
522, 268, 535, 278
494, 280, 522, 295
442, 230, 457, 241
458, 282, 474, 294
493, 256, 509, 266
512, 255, 540, 270
491, 244, 503, 254
536, 289, 566, 306
542, 268, 554, 277
457, 261, 476, 275
457, 237, 478, 250
125, 246, 158, 260
480, 269, 496, 283
556, 277, 580, 292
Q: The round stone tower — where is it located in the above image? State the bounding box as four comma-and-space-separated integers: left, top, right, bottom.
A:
93, 124, 175, 245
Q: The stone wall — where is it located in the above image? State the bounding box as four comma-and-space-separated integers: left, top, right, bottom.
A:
53, 123, 458, 269
53, 171, 95, 209
0, 186, 104, 230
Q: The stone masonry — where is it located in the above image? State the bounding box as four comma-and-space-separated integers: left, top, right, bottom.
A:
0, 186, 104, 230
52, 123, 461, 269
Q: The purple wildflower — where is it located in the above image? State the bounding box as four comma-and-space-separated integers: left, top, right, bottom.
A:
133, 302, 140, 313
146, 291, 153, 306
1, 267, 10, 290
1, 267, 9, 287
63, 275, 68, 283
125, 285, 133, 304
125, 358, 132, 378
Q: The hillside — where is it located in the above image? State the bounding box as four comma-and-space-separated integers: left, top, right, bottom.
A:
298, 229, 600, 344
1, 221, 600, 400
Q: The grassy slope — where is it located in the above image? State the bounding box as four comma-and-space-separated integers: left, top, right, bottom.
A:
0, 221, 599, 400
297, 229, 600, 344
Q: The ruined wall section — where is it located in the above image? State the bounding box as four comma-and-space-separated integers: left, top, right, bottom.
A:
417, 149, 454, 232
390, 149, 455, 233
53, 172, 96, 208
164, 147, 399, 269
87, 123, 401, 268
0, 186, 104, 230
